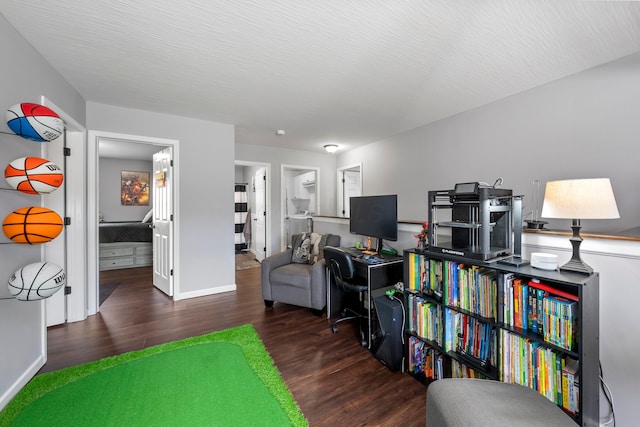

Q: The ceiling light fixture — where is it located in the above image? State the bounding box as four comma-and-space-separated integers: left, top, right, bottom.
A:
275, 129, 286, 136
324, 144, 338, 154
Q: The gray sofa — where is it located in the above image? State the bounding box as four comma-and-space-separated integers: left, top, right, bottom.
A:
261, 233, 340, 312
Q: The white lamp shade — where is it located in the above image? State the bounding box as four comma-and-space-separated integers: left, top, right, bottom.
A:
541, 178, 620, 219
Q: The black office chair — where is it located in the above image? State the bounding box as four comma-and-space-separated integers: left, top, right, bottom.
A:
324, 246, 368, 347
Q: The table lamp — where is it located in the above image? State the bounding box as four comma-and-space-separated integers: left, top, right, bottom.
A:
541, 178, 619, 274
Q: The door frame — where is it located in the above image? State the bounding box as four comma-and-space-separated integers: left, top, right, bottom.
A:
87, 131, 180, 315
40, 96, 87, 324
235, 160, 271, 259
281, 164, 320, 251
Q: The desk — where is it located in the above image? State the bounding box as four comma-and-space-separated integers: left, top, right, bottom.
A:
326, 250, 403, 349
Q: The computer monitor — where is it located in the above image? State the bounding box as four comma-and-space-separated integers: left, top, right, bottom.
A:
349, 194, 398, 253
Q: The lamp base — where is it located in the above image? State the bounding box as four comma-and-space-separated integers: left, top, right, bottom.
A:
559, 259, 593, 275
559, 218, 594, 275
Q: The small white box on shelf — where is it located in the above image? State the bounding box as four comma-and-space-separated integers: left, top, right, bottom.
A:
531, 252, 559, 270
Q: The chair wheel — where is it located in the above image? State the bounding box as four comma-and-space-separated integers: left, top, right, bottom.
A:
331, 325, 338, 333
360, 331, 368, 347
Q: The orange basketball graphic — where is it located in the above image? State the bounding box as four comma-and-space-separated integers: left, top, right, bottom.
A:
5, 157, 64, 194
2, 206, 63, 244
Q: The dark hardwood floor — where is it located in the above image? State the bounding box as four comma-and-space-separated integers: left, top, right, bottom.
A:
44, 265, 426, 426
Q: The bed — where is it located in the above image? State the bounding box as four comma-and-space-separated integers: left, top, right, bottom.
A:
99, 221, 153, 243
99, 222, 153, 270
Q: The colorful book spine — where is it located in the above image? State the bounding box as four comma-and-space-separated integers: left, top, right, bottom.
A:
451, 359, 486, 379
408, 336, 444, 380
528, 280, 578, 302
543, 295, 576, 351
437, 262, 497, 321
499, 330, 577, 407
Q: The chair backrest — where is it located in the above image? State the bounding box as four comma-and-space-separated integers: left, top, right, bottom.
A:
290, 233, 340, 247
323, 246, 359, 292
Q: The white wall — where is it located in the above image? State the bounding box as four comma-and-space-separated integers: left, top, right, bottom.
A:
87, 102, 235, 296
235, 143, 337, 255
99, 158, 153, 222
339, 52, 640, 235
0, 14, 85, 410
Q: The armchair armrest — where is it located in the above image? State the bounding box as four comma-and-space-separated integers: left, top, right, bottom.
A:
309, 259, 327, 308
261, 248, 293, 302
262, 248, 293, 271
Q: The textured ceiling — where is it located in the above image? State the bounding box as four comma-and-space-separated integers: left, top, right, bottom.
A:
2, 1, 640, 154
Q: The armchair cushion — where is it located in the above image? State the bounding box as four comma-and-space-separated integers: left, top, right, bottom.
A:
291, 232, 332, 264
270, 263, 317, 289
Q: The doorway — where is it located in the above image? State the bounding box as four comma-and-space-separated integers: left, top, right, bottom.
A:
87, 131, 179, 315
235, 161, 270, 267
281, 165, 320, 251
337, 163, 362, 217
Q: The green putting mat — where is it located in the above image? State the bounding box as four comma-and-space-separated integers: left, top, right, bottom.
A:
0, 324, 307, 427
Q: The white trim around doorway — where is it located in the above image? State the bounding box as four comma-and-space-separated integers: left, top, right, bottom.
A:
87, 131, 180, 316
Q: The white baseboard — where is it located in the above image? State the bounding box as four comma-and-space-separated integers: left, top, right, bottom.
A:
175, 284, 237, 301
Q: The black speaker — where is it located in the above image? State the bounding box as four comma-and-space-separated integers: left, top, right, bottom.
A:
373, 294, 404, 371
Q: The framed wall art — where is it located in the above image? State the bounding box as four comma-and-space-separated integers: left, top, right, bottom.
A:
121, 170, 150, 206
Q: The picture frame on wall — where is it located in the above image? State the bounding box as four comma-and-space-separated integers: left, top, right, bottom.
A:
121, 170, 150, 206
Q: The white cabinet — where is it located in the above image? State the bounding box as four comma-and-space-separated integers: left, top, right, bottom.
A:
300, 171, 315, 187
292, 172, 315, 199
99, 242, 153, 270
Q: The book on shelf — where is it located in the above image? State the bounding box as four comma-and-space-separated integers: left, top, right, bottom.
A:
407, 251, 443, 298
500, 329, 577, 407
561, 358, 579, 414
430, 258, 443, 298
433, 259, 498, 320
408, 336, 444, 380
448, 309, 495, 367
528, 279, 578, 302
543, 295, 576, 351
407, 293, 442, 345
499, 277, 577, 352
451, 359, 486, 379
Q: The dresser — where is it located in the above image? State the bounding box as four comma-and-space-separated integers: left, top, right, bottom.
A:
99, 242, 153, 270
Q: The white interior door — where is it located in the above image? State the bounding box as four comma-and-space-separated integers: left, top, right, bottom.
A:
343, 170, 361, 217
152, 147, 173, 296
253, 167, 266, 261
337, 164, 362, 217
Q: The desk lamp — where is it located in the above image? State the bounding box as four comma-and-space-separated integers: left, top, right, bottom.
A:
541, 178, 619, 274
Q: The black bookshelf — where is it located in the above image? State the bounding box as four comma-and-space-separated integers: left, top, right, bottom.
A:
403, 248, 599, 426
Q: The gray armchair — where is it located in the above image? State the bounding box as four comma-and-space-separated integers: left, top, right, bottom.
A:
261, 233, 340, 313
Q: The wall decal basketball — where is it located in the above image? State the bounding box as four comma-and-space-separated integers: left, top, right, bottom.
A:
2, 206, 63, 244
6, 103, 64, 142
8, 261, 66, 301
5, 157, 64, 194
